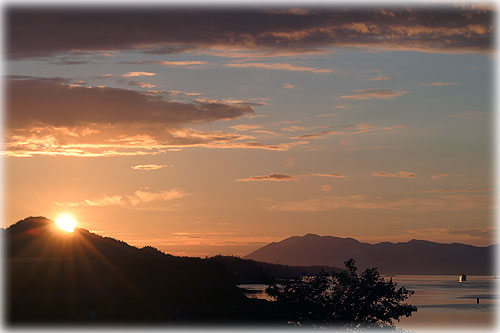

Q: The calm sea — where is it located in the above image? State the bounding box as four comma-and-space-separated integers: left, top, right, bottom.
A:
239, 275, 498, 329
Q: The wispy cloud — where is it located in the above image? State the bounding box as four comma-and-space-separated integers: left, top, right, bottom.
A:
452, 110, 488, 119
269, 193, 491, 212
129, 81, 156, 89
237, 173, 298, 182
373, 171, 416, 178
230, 124, 263, 131
159, 60, 206, 66
131, 164, 170, 171
419, 81, 459, 87
307, 173, 346, 178
430, 174, 449, 180
224, 62, 334, 73
122, 71, 156, 77
339, 89, 408, 100
367, 69, 390, 81
281, 126, 305, 133
282, 83, 295, 89
56, 188, 186, 207
295, 124, 404, 140
424, 188, 490, 193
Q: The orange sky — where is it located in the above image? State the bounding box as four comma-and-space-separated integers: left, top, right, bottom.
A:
3, 6, 495, 257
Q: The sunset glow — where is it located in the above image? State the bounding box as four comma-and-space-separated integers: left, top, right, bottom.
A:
55, 214, 76, 232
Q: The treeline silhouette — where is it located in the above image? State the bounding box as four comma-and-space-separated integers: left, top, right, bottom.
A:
209, 255, 341, 284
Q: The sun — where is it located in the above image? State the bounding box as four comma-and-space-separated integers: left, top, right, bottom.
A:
55, 213, 77, 232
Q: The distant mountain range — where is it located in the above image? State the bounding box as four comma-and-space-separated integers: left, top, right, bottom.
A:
245, 233, 496, 275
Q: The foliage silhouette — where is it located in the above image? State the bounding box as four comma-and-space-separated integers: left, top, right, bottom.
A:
266, 258, 417, 328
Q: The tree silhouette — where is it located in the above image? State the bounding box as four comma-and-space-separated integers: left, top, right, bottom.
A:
266, 258, 417, 328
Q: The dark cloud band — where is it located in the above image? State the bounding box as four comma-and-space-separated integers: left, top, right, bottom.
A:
7, 7, 493, 58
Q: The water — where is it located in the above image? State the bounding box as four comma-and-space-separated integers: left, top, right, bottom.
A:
239, 275, 498, 329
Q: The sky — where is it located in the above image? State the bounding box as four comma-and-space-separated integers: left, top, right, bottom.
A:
3, 5, 495, 257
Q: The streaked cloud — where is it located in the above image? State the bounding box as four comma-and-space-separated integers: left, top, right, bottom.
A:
230, 124, 263, 131
282, 83, 295, 89
129, 81, 156, 89
372, 171, 416, 178
131, 164, 170, 171
224, 62, 334, 73
308, 173, 346, 178
56, 188, 186, 207
281, 126, 305, 133
452, 110, 488, 119
321, 185, 332, 191
419, 81, 459, 87
424, 188, 490, 193
367, 69, 390, 81
295, 124, 404, 140
431, 174, 449, 180
122, 71, 156, 77
159, 60, 206, 66
339, 89, 408, 100
269, 193, 490, 212
237, 173, 298, 182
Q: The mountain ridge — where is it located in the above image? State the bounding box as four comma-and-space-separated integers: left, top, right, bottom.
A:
245, 233, 495, 275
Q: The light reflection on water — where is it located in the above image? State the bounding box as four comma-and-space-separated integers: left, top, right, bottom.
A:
239, 275, 498, 328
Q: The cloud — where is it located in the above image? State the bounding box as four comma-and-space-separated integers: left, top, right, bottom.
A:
321, 185, 332, 191
6, 77, 253, 128
452, 110, 488, 119
131, 164, 170, 171
281, 126, 305, 133
295, 123, 404, 140
430, 174, 449, 180
5, 77, 315, 157
122, 71, 156, 77
282, 83, 295, 89
424, 188, 490, 193
308, 173, 346, 178
4, 124, 310, 157
404, 226, 495, 245
224, 62, 334, 73
159, 60, 206, 66
339, 89, 408, 100
230, 124, 263, 131
419, 81, 459, 86
129, 81, 156, 89
237, 173, 298, 182
269, 193, 491, 212
193, 98, 267, 107
373, 171, 416, 178
7, 8, 492, 58
121, 60, 207, 68
368, 76, 390, 81
56, 188, 186, 207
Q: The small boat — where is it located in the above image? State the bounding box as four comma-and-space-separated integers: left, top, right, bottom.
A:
459, 274, 467, 282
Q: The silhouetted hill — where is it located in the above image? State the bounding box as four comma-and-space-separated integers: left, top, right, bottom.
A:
4, 216, 281, 324
209, 255, 342, 284
245, 233, 496, 275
